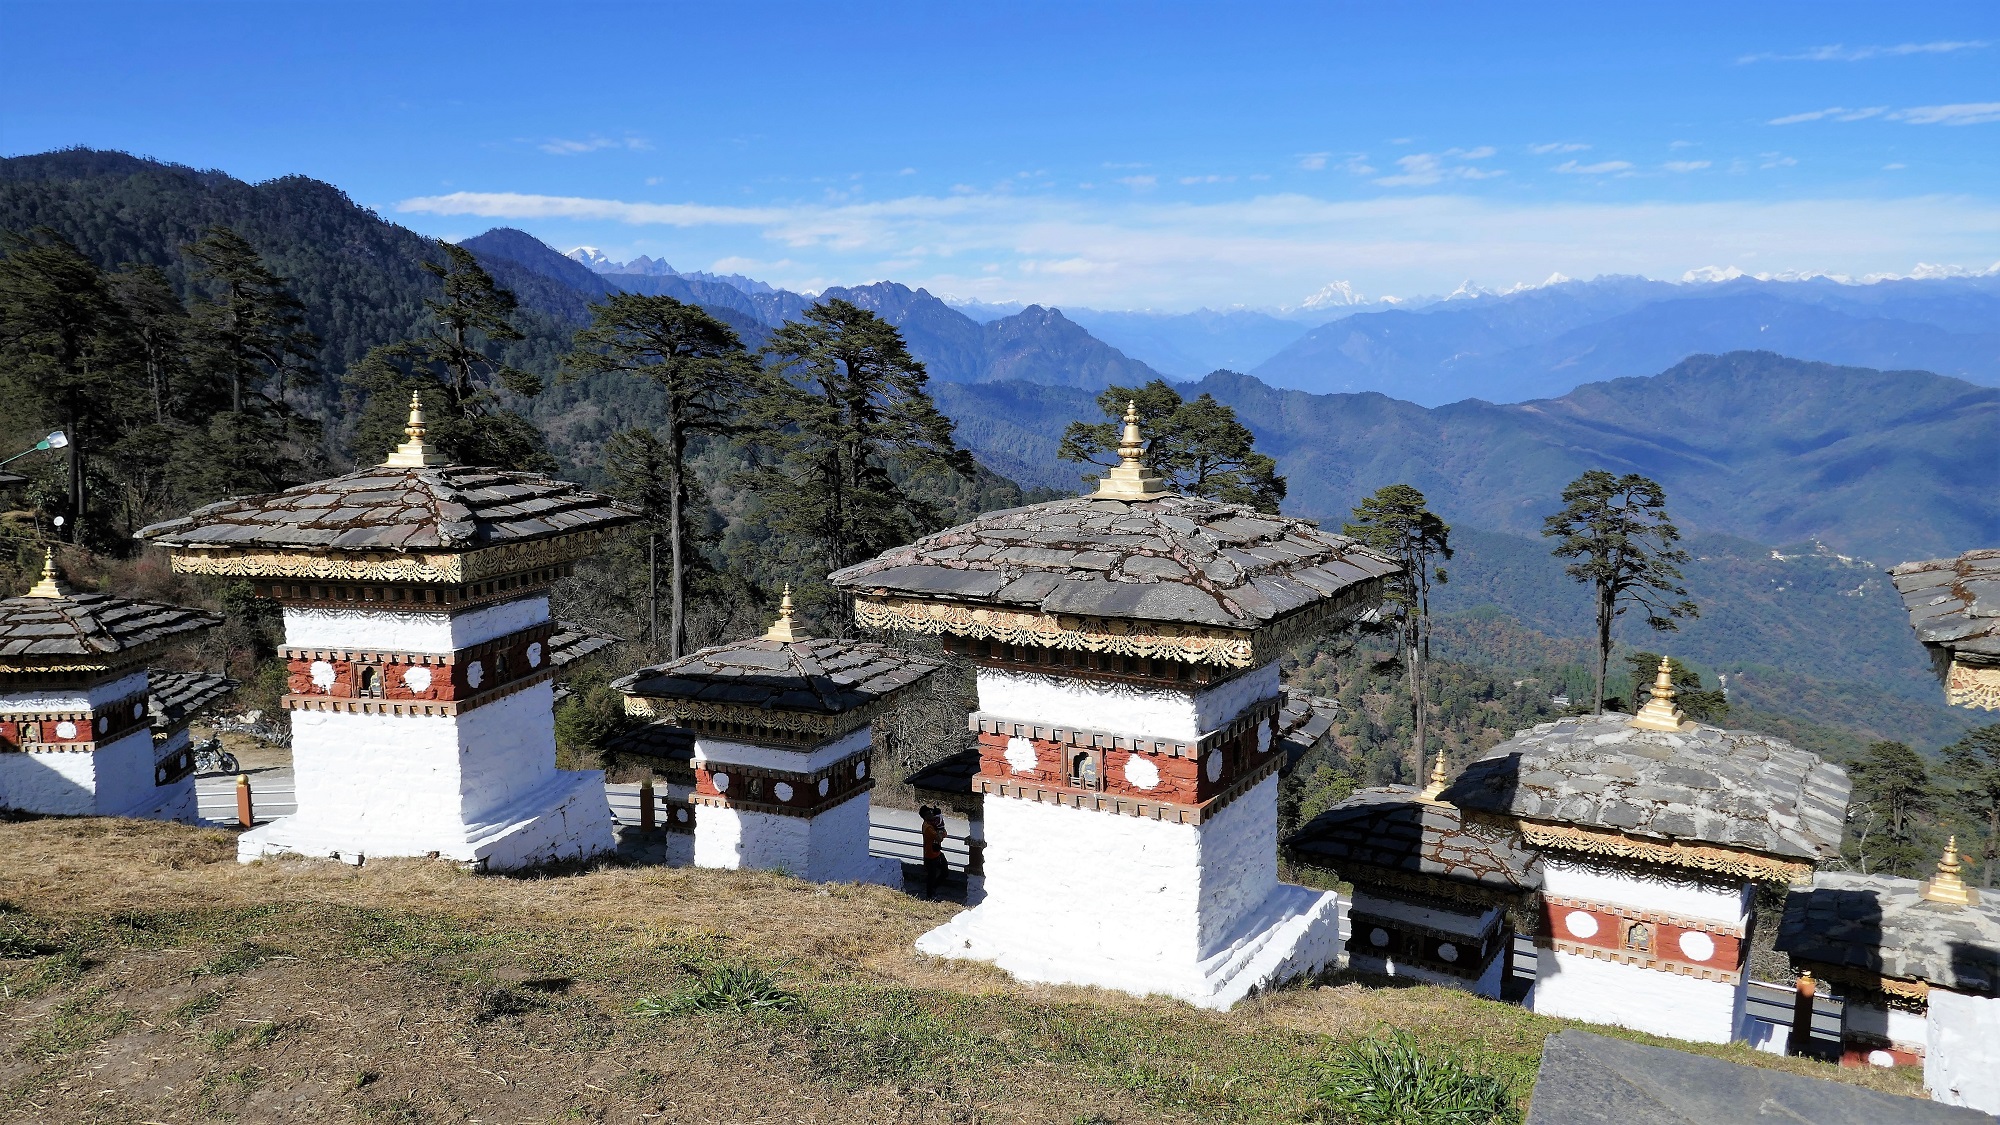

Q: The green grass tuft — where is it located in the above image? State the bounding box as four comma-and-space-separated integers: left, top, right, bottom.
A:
1318, 1029, 1522, 1125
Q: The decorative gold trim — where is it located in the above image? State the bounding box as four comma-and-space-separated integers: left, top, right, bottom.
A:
163, 529, 620, 586
1545, 937, 1742, 985
1480, 812, 1816, 885
1946, 660, 2000, 711
854, 584, 1377, 670
0, 640, 171, 675
1802, 961, 1932, 1004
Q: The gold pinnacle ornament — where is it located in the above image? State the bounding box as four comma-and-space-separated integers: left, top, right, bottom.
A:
1629, 656, 1688, 732
1420, 746, 1450, 801
1921, 835, 1979, 906
1094, 400, 1169, 500
23, 547, 72, 599
383, 391, 447, 468
764, 584, 802, 642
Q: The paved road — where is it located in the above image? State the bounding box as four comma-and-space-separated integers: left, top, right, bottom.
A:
195, 770, 977, 872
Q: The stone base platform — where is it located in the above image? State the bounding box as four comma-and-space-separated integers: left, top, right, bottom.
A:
237, 770, 616, 872
916, 882, 1346, 1010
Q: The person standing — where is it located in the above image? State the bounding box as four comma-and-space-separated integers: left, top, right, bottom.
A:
920, 805, 951, 899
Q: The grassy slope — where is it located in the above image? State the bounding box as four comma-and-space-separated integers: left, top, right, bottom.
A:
0, 819, 1925, 1124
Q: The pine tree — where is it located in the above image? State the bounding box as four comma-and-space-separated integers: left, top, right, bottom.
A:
1344, 484, 1451, 781
1542, 471, 1698, 714
1058, 379, 1285, 511
753, 299, 974, 613
346, 241, 549, 471
563, 294, 763, 656
0, 228, 137, 545
1942, 724, 2000, 887
1847, 740, 1939, 876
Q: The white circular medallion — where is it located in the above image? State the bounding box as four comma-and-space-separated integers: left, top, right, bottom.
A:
712, 772, 730, 793
1437, 942, 1460, 963
773, 782, 794, 802
465, 660, 484, 689
1004, 736, 1037, 774
133, 702, 144, 718
1867, 1050, 1895, 1067
1204, 750, 1223, 783
1257, 724, 1273, 754
527, 642, 543, 668
1677, 930, 1716, 962
55, 720, 77, 739
855, 760, 867, 780
1564, 910, 1599, 939
676, 807, 689, 823
1123, 755, 1161, 790
97, 716, 108, 733
310, 660, 335, 691
403, 665, 433, 693
1369, 927, 1390, 948
818, 778, 831, 797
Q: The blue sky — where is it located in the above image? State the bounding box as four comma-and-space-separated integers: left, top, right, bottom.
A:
5, 1, 1998, 309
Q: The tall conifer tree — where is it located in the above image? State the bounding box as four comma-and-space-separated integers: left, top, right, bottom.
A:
1345, 484, 1451, 779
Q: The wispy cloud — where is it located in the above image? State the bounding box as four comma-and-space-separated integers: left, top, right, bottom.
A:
1553, 159, 1634, 175
537, 135, 651, 155
1663, 160, 1711, 173
1179, 174, 1236, 185
1891, 102, 2000, 125
1739, 40, 1989, 63
1760, 153, 1799, 169
1297, 152, 1330, 171
1375, 149, 1501, 186
1116, 174, 1158, 189
1528, 142, 1589, 154
1771, 102, 2000, 126
395, 189, 2000, 308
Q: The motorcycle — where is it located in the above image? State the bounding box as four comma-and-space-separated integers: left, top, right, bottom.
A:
194, 736, 240, 775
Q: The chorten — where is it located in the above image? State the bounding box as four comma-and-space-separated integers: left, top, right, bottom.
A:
611, 589, 939, 884
0, 550, 219, 820
830, 413, 1399, 1008
139, 395, 635, 869
1778, 840, 2000, 1112
1890, 549, 1999, 711
1445, 681, 1849, 1045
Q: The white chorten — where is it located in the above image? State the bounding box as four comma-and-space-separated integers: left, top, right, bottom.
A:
831, 411, 1400, 1009
611, 590, 940, 884
0, 550, 219, 821
139, 395, 634, 869
1447, 663, 1850, 1045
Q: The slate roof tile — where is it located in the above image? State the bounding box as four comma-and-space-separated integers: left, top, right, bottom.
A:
0, 592, 220, 664
1891, 548, 2000, 662
612, 636, 942, 716
1289, 785, 1541, 895
1778, 871, 2000, 995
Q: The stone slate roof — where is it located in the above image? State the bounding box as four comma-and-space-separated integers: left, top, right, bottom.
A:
1777, 871, 2000, 995
138, 466, 637, 553
828, 494, 1399, 630
1290, 786, 1541, 895
547, 621, 617, 668
602, 722, 697, 777
1524, 1030, 1988, 1125
0, 592, 219, 666
1891, 548, 2000, 666
148, 670, 237, 729
1276, 688, 1339, 773
1444, 715, 1849, 862
611, 637, 942, 715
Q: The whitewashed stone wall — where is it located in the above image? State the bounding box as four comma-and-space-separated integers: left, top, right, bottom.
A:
1540, 858, 1752, 926
694, 789, 896, 884
0, 670, 147, 712
1845, 999, 1928, 1054
1529, 946, 1748, 1044
694, 725, 870, 774
974, 661, 1280, 741
282, 595, 548, 652
1927, 989, 2000, 1113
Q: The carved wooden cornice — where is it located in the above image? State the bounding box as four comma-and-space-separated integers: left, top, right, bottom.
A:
1471, 811, 1816, 886
1947, 660, 2000, 711
163, 529, 617, 586
283, 667, 553, 717
978, 751, 1281, 825
623, 697, 881, 748
854, 586, 1373, 670
1812, 967, 1932, 1009
969, 694, 1281, 760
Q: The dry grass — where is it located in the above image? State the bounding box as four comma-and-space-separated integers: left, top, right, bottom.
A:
0, 817, 1928, 1124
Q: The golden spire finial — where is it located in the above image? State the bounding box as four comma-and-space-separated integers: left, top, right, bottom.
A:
1094, 399, 1169, 500
1629, 656, 1688, 732
1420, 746, 1450, 801
764, 583, 802, 642
24, 547, 73, 599
383, 391, 447, 468
1922, 835, 1979, 906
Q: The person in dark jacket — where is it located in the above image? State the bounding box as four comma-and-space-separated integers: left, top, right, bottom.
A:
919, 805, 950, 899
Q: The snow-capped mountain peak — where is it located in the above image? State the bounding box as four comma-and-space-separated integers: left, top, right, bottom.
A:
1299, 280, 1366, 309
566, 246, 616, 271
563, 247, 679, 276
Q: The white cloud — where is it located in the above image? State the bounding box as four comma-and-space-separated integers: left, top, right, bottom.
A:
1553, 159, 1634, 175
538, 135, 651, 155
1739, 40, 1990, 63
1770, 106, 1888, 124
1117, 174, 1158, 189
1529, 142, 1589, 154
1890, 102, 2000, 125
1760, 153, 1799, 168
1374, 151, 1503, 187
1179, 174, 1236, 185
394, 188, 2000, 309
1298, 152, 1330, 171
1885, 162, 1908, 170
1663, 161, 1711, 173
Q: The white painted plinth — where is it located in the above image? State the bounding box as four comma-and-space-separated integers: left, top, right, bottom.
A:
1845, 998, 1928, 1054
241, 683, 614, 870
914, 774, 1344, 1009
693, 789, 903, 886
1349, 950, 1507, 998
1927, 988, 2000, 1114
0, 725, 193, 823
1527, 947, 1748, 1044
